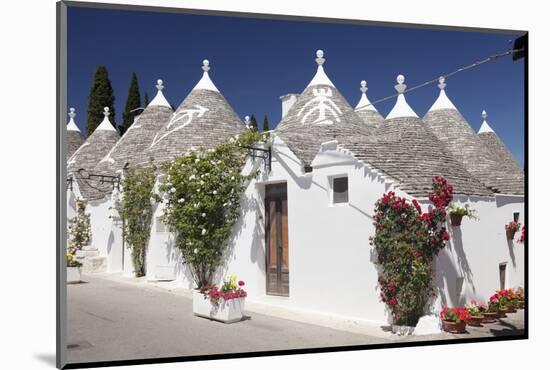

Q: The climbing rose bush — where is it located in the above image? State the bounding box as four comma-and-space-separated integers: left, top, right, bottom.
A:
371, 176, 453, 326
518, 226, 525, 244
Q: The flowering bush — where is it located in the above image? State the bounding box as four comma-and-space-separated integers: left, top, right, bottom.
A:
505, 221, 521, 233
68, 198, 91, 255
199, 275, 247, 305
440, 306, 472, 323
465, 300, 482, 316
518, 226, 525, 243
116, 162, 160, 277
447, 203, 478, 220
66, 252, 82, 268
160, 130, 261, 288
371, 176, 453, 326
489, 289, 519, 310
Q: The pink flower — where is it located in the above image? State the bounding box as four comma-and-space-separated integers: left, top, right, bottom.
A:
238, 280, 245, 286
389, 297, 397, 307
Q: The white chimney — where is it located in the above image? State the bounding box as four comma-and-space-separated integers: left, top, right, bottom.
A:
280, 93, 299, 119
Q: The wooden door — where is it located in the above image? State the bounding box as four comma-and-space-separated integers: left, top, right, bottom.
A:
265, 183, 289, 296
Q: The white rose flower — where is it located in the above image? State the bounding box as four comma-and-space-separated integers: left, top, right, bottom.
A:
170, 187, 176, 193
201, 229, 206, 236
189, 174, 196, 180
193, 248, 198, 254
212, 190, 217, 195
195, 158, 200, 163
197, 188, 201, 192
201, 213, 206, 217
231, 176, 235, 180
178, 198, 185, 203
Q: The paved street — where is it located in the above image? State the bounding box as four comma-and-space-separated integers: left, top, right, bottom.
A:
66, 274, 525, 365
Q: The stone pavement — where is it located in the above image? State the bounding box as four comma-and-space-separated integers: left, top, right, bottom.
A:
66, 273, 525, 365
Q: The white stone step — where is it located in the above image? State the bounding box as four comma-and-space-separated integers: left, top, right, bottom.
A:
75, 249, 99, 258
81, 256, 108, 273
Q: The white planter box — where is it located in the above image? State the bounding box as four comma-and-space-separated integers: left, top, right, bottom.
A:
192, 290, 245, 323
391, 324, 415, 336
67, 267, 82, 284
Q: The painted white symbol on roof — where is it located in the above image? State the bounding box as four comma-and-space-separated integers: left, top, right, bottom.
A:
298, 87, 342, 125
151, 105, 209, 147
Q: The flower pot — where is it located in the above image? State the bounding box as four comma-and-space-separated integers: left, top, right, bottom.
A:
67, 266, 82, 284
391, 324, 415, 336
506, 229, 517, 241
442, 320, 467, 333
506, 305, 517, 314
481, 312, 497, 323
450, 214, 463, 226
518, 300, 525, 309
468, 315, 484, 327
497, 309, 507, 318
192, 290, 245, 323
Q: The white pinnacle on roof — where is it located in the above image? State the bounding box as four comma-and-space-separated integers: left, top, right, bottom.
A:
67, 107, 81, 132
478, 110, 495, 133
244, 115, 251, 129
386, 74, 418, 119
428, 77, 457, 112
306, 50, 335, 88
149, 79, 171, 108
355, 80, 378, 112
96, 107, 117, 131
192, 59, 220, 92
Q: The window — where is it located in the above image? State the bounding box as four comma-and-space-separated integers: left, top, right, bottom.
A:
499, 263, 507, 290
513, 212, 520, 222
332, 176, 349, 204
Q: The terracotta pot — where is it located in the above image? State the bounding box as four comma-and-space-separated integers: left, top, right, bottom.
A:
498, 309, 507, 318
482, 312, 497, 323
518, 300, 525, 309
506, 305, 517, 313
442, 320, 467, 333
450, 214, 463, 226
468, 315, 484, 327
506, 229, 517, 241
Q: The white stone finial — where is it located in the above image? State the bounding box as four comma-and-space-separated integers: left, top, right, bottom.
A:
478, 109, 494, 133
482, 110, 488, 120
156, 79, 164, 91
360, 80, 368, 94
395, 74, 406, 94
103, 107, 110, 117
244, 115, 250, 123
68, 107, 76, 119
202, 59, 210, 72
438, 76, 446, 90
315, 49, 325, 66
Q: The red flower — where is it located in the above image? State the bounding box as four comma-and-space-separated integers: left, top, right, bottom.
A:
238, 280, 245, 286
441, 230, 449, 241
389, 297, 397, 306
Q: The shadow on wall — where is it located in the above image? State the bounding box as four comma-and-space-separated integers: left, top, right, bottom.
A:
435, 248, 462, 308
507, 239, 517, 268
107, 230, 114, 254
449, 226, 476, 294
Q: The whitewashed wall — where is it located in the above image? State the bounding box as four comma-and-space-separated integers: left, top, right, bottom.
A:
72, 137, 524, 325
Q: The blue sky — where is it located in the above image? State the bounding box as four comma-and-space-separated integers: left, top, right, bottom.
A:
67, 6, 525, 165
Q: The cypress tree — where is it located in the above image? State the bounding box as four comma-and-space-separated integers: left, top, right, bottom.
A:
120, 72, 142, 135
249, 115, 258, 132
87, 66, 116, 135
143, 92, 150, 107
262, 115, 270, 131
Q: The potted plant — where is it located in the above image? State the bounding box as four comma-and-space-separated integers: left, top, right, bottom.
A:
193, 275, 247, 323
465, 300, 484, 327
440, 306, 471, 333
447, 203, 478, 226
483, 300, 498, 323
67, 252, 83, 284
505, 221, 521, 241
515, 287, 525, 309
501, 289, 519, 312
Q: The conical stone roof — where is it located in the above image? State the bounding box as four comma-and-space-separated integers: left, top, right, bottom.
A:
67, 107, 85, 161
423, 78, 522, 194
341, 75, 491, 197
67, 107, 120, 200
354, 80, 384, 128
275, 50, 369, 166
95, 79, 173, 175
145, 60, 245, 165
477, 110, 524, 194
